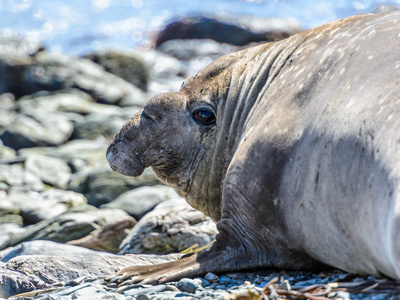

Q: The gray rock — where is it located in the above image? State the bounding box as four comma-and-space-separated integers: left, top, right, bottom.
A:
0, 31, 43, 99
0, 240, 103, 262
0, 241, 182, 297
17, 89, 138, 117
18, 138, 110, 171
101, 185, 179, 220
128, 49, 185, 95
78, 166, 161, 207
155, 15, 303, 47
84, 49, 150, 91
0, 108, 74, 150
124, 285, 168, 296
204, 272, 219, 283
176, 278, 202, 293
0, 207, 131, 249
3, 189, 87, 225
0, 264, 38, 299
197, 277, 210, 287
24, 51, 149, 104
72, 109, 139, 140
0, 163, 45, 192
0, 139, 16, 159
0, 223, 24, 250
25, 154, 72, 189
157, 39, 237, 61
119, 198, 217, 254
0, 93, 16, 110
219, 275, 234, 285
68, 217, 136, 253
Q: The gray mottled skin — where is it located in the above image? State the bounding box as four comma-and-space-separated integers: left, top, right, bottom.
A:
106, 11, 400, 284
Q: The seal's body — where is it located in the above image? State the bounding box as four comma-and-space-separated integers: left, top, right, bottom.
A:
106, 11, 400, 283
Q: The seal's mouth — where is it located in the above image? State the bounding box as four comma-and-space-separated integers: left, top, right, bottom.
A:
106, 144, 145, 177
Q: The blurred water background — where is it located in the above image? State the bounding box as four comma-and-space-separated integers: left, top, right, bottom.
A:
0, 0, 398, 56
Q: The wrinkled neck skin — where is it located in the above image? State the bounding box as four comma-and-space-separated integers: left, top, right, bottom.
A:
107, 42, 289, 222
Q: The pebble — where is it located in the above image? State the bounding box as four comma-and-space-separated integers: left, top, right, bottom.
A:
219, 275, 234, 285
176, 278, 202, 293
9, 269, 398, 300
204, 272, 219, 283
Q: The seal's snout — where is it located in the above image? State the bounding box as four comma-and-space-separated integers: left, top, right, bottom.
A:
106, 144, 119, 172
106, 139, 146, 177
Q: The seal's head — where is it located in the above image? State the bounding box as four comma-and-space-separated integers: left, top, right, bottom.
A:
106, 52, 239, 221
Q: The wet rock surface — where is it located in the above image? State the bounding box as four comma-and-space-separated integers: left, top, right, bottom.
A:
0, 14, 399, 300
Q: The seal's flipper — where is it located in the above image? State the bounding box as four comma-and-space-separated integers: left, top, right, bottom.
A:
105, 254, 201, 286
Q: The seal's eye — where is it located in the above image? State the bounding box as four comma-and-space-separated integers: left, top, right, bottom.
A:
192, 108, 216, 126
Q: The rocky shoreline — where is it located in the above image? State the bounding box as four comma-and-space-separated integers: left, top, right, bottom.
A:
0, 14, 399, 300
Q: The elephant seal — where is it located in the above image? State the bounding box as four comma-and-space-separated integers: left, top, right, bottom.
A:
106, 11, 400, 284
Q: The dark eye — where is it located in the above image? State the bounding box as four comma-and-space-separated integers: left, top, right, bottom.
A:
192, 108, 216, 126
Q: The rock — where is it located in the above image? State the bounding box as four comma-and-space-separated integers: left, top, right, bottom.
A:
119, 198, 217, 254
155, 16, 303, 47
71, 108, 140, 140
0, 207, 131, 250
0, 108, 74, 150
16, 89, 140, 118
127, 49, 185, 95
0, 240, 101, 262
0, 93, 16, 110
24, 154, 72, 189
29, 51, 149, 105
0, 31, 44, 57
157, 39, 238, 61
0, 31, 44, 100
0, 264, 39, 299
18, 138, 110, 171
0, 139, 16, 159
0, 163, 45, 192
204, 272, 219, 283
68, 217, 136, 253
17, 89, 94, 113
0, 241, 182, 297
0, 223, 24, 250
101, 185, 179, 220
156, 39, 239, 78
4, 189, 87, 225
84, 49, 150, 91
75, 166, 161, 207
0, 36, 149, 104
176, 278, 202, 293
124, 285, 168, 297
219, 275, 234, 285
276, 280, 291, 291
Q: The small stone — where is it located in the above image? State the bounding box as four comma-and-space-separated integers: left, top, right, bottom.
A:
176, 278, 202, 293
136, 294, 151, 300
219, 275, 234, 285
276, 279, 291, 291
197, 277, 210, 287
123, 285, 167, 296
204, 272, 219, 283
335, 290, 351, 300
215, 285, 229, 290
